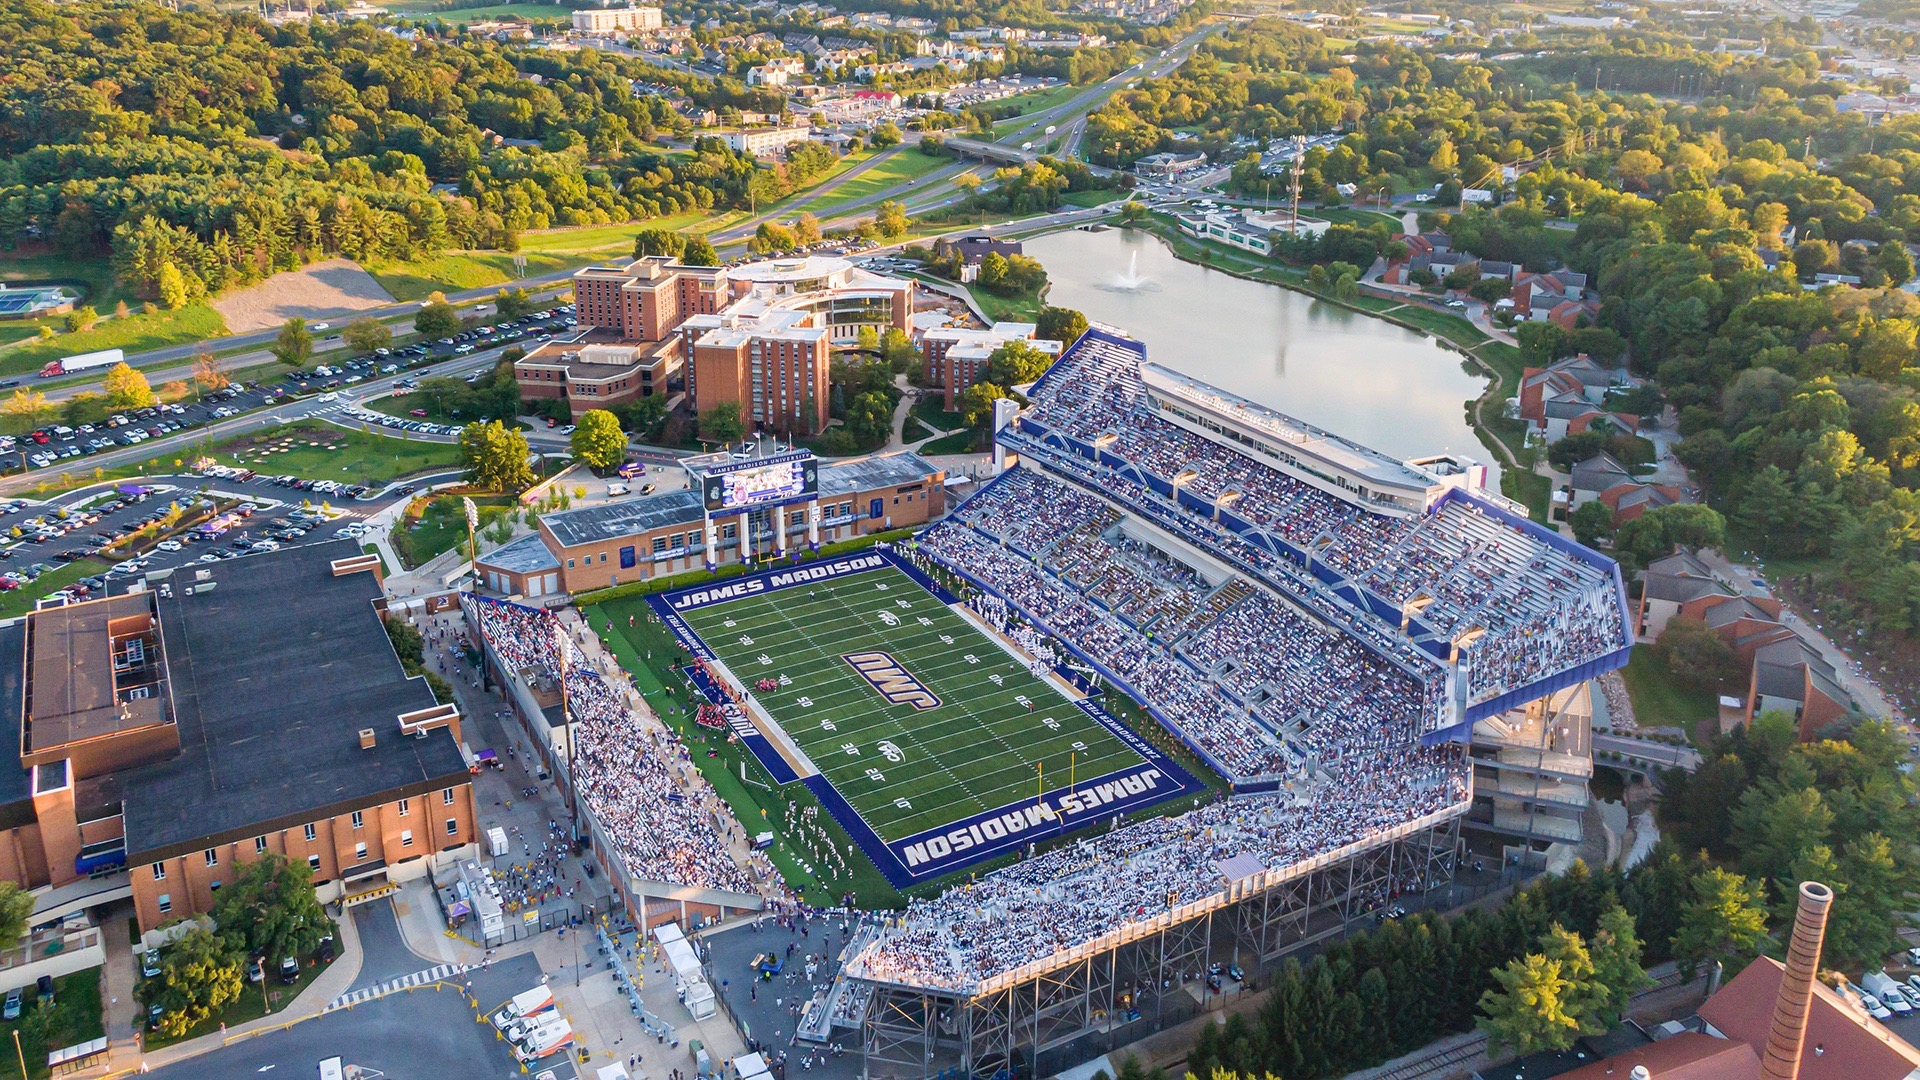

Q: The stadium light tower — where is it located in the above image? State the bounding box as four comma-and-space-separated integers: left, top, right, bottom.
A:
554, 620, 579, 842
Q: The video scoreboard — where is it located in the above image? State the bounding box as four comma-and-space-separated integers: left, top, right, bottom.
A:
701, 451, 818, 513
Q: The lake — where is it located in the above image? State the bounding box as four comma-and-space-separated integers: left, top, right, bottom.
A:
1021, 227, 1497, 482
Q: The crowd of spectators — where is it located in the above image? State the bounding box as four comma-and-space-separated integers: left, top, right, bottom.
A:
1019, 333, 1628, 706
850, 744, 1468, 990
469, 597, 769, 897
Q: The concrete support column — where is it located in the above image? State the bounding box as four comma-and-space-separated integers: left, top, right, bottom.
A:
738, 511, 753, 562
807, 499, 821, 551
774, 504, 788, 556
704, 516, 718, 571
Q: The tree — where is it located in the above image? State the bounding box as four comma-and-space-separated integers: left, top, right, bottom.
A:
1547, 431, 1611, 472
570, 409, 627, 470
984, 340, 1056, 386
793, 213, 822, 245
1477, 952, 1584, 1055
415, 298, 461, 339
102, 362, 154, 408
187, 351, 228, 397
633, 229, 686, 259
270, 317, 314, 367
875, 200, 910, 238
135, 926, 244, 1040
615, 394, 669, 440
959, 381, 1006, 430
1614, 504, 1727, 568
682, 236, 720, 267
1035, 306, 1088, 345
0, 389, 53, 431
211, 853, 331, 966
1518, 321, 1571, 365
751, 222, 799, 255
156, 261, 189, 310
1119, 199, 1148, 224
459, 420, 536, 492
343, 317, 391, 354
844, 390, 894, 448
871, 121, 903, 148
1650, 616, 1743, 694
0, 882, 32, 951
1570, 500, 1615, 547
1672, 867, 1770, 979
493, 287, 534, 320
700, 401, 747, 444
1588, 905, 1653, 1027
63, 306, 97, 334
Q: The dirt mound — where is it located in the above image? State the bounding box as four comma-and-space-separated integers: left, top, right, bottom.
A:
211, 258, 395, 333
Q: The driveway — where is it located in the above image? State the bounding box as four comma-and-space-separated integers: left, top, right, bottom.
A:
346, 898, 439, 993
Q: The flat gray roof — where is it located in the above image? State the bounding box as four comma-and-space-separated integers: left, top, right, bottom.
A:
480, 532, 561, 574
1141, 363, 1434, 494
540, 454, 937, 548
542, 489, 705, 549
124, 540, 467, 860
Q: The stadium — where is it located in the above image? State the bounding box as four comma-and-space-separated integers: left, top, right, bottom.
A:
465, 324, 1633, 1079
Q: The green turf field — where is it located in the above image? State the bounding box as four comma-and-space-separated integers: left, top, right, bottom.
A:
675, 562, 1143, 842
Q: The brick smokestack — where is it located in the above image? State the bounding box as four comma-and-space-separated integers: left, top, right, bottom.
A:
1760, 880, 1834, 1080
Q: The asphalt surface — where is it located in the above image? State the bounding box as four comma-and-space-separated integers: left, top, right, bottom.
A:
346, 900, 438, 993
147, 953, 550, 1080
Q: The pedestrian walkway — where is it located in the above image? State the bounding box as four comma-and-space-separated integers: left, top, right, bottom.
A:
323, 962, 469, 1013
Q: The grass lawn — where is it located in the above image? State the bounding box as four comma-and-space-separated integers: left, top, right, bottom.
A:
368, 391, 465, 425
1388, 302, 1492, 345
920, 428, 981, 455
365, 252, 585, 302
911, 396, 965, 433
790, 148, 955, 219
392, 493, 518, 569
0, 559, 113, 621
1059, 188, 1121, 210
989, 84, 1086, 136
971, 281, 1044, 323
0, 968, 105, 1080
1621, 643, 1719, 731
0, 304, 227, 379
387, 1, 570, 20
141, 950, 334, 1052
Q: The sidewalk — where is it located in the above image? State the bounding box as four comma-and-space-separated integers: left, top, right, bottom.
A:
95, 898, 368, 1077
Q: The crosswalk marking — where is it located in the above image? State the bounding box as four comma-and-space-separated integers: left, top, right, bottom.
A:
323, 962, 467, 1012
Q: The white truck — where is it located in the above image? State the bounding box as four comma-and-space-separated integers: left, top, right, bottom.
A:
40, 347, 124, 379
514, 1017, 574, 1062
492, 985, 556, 1030
1863, 971, 1913, 1014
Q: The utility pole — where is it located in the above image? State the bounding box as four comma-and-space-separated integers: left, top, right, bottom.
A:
1289, 133, 1306, 237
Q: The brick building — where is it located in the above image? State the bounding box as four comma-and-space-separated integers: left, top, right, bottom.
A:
474, 452, 945, 597
0, 542, 478, 933
564, 256, 914, 436
921, 321, 1060, 409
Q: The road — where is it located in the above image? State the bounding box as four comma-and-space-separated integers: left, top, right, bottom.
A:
1591, 733, 1704, 772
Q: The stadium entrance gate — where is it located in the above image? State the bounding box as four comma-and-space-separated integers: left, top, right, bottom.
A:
859, 814, 1461, 1080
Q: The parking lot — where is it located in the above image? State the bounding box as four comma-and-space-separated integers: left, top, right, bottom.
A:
0, 474, 403, 605
5, 305, 580, 474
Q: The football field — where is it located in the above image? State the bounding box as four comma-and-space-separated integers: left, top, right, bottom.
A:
674, 562, 1144, 843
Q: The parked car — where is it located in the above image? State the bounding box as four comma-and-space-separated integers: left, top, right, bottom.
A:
3, 988, 21, 1021
279, 955, 301, 984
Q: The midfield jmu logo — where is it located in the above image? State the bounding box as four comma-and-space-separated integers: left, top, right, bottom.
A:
842, 650, 941, 710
